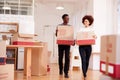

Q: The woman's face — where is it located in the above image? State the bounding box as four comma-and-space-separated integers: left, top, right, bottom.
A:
84, 19, 90, 27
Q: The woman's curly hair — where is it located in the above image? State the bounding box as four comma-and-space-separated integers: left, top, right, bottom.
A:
82, 15, 94, 26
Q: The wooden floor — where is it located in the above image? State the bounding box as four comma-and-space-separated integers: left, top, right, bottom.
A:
15, 64, 102, 80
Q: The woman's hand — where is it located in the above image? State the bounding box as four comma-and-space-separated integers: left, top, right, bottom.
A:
93, 35, 97, 39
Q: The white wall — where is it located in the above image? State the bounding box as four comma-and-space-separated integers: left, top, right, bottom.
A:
93, 0, 107, 52
94, 0, 118, 34
93, 0, 118, 52
118, 0, 120, 34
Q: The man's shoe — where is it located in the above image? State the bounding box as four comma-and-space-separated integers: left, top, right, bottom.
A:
84, 74, 87, 78
64, 74, 69, 78
84, 77, 86, 80
84, 74, 87, 80
59, 71, 63, 75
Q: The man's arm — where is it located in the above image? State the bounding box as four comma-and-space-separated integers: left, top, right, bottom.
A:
55, 29, 58, 36
55, 26, 58, 37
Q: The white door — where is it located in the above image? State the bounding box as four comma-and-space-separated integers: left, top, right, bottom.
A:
43, 25, 58, 63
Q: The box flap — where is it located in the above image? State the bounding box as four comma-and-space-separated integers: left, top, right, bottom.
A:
12, 33, 34, 38
18, 34, 34, 38
34, 42, 43, 45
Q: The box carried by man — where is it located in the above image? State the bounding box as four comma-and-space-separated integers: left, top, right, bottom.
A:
57, 26, 74, 45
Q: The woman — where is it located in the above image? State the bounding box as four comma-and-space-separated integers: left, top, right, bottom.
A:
79, 15, 97, 79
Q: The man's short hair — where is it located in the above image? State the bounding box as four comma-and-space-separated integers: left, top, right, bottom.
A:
62, 14, 69, 19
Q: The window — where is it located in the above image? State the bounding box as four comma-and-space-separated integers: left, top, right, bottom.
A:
0, 0, 33, 15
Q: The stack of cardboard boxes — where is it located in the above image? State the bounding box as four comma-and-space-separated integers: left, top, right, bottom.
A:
11, 33, 35, 45
23, 42, 49, 76
1, 29, 35, 45
0, 64, 14, 80
8, 29, 35, 45
100, 35, 120, 78
0, 41, 14, 80
0, 41, 6, 65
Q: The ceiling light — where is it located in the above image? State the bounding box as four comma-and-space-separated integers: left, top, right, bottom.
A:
56, 2, 64, 10
56, 6, 64, 10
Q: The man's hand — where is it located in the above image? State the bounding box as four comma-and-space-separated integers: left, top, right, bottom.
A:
55, 30, 58, 36
72, 40, 76, 46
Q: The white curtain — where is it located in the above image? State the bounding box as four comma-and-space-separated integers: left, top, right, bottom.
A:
118, 1, 120, 34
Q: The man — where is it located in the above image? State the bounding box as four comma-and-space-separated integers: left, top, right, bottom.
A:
56, 14, 71, 78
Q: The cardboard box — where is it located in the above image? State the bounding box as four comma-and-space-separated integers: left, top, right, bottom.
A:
0, 41, 6, 57
100, 35, 120, 78
57, 26, 74, 45
12, 41, 34, 45
24, 42, 49, 76
11, 33, 34, 45
99, 75, 119, 80
2, 35, 10, 45
31, 42, 48, 76
76, 31, 95, 45
0, 41, 6, 65
0, 64, 14, 80
2, 35, 8, 41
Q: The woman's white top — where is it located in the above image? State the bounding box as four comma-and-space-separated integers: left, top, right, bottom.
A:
79, 26, 95, 32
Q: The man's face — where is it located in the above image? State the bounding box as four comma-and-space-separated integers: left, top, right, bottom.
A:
63, 16, 69, 23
